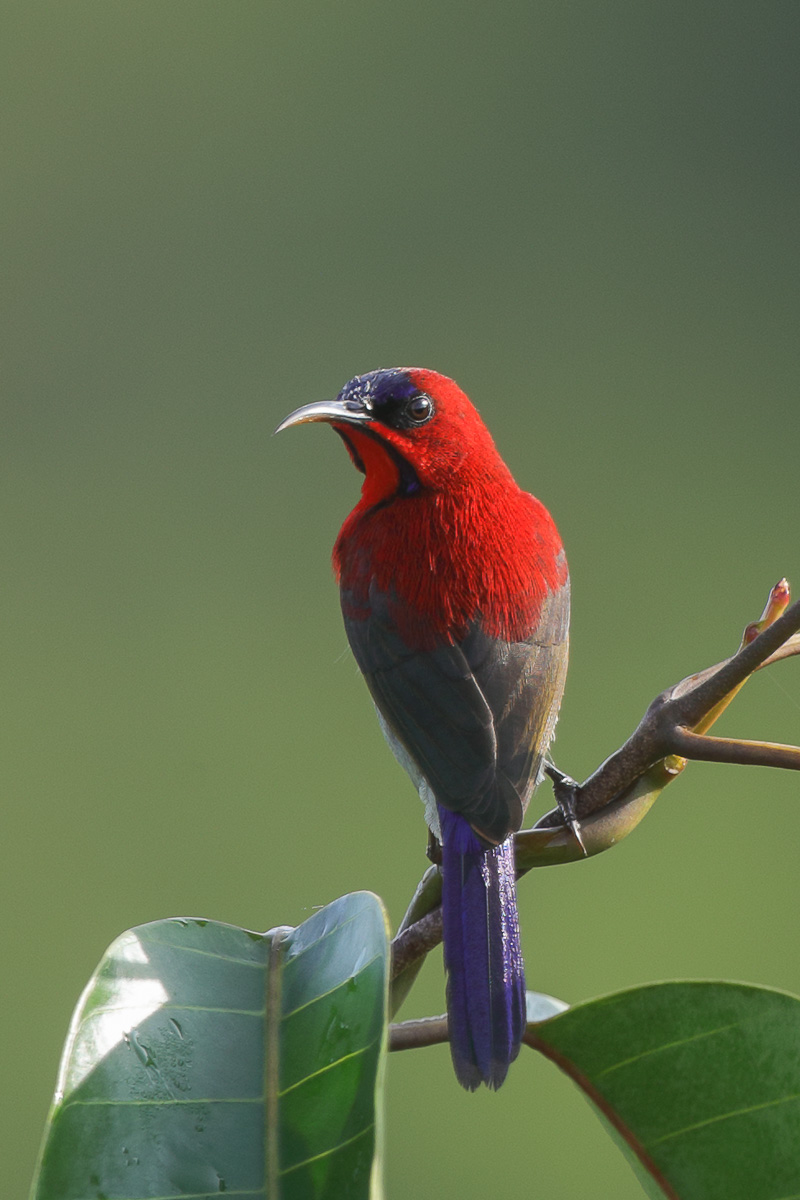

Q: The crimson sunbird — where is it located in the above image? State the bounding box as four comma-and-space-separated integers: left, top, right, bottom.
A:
277, 368, 569, 1089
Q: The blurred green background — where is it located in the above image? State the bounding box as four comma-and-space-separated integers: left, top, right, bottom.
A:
3, 3, 798, 1196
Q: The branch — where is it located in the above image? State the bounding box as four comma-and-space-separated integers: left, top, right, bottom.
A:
539, 579, 800, 824
669, 727, 800, 770
389, 1015, 449, 1052
391, 906, 443, 984
390, 579, 800, 990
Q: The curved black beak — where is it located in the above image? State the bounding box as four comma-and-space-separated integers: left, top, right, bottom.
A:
274, 398, 373, 435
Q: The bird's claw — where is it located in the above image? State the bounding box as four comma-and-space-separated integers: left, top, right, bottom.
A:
426, 829, 443, 866
544, 762, 588, 857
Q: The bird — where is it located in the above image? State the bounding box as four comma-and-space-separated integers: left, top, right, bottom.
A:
276, 367, 569, 1089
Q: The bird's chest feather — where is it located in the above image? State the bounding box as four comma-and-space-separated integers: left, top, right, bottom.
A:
333, 485, 566, 648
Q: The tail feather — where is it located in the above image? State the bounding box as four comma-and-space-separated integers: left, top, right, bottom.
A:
439, 806, 526, 1090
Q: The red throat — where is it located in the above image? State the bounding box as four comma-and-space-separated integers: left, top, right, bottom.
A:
334, 426, 402, 509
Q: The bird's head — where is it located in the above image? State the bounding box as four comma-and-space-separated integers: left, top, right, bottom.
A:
276, 368, 511, 507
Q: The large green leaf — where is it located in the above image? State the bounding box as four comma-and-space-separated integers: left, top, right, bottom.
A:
30, 891, 390, 1200
528, 981, 800, 1199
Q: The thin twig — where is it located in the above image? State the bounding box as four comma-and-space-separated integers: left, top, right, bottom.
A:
391, 908, 442, 980
563, 593, 800, 821
389, 580, 800, 991
670, 728, 800, 770
389, 1015, 448, 1051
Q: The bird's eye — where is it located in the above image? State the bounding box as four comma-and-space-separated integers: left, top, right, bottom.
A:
407, 394, 433, 424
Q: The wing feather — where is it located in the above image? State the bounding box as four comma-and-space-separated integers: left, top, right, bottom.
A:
343, 578, 570, 844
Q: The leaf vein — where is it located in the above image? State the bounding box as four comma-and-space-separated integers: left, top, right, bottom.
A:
282, 903, 375, 968
650, 1091, 800, 1146
79, 1003, 264, 1019
137, 936, 269, 967
72, 1190, 264, 1199
594, 1021, 743, 1079
281, 953, 383, 1020
279, 1038, 379, 1097
63, 1096, 264, 1107
279, 1122, 375, 1176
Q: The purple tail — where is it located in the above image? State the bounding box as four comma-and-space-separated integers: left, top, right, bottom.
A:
438, 805, 527, 1090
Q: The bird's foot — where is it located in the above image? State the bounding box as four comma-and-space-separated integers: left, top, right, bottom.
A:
544, 762, 588, 857
426, 828, 443, 866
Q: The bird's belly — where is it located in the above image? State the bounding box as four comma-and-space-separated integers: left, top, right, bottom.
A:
374, 706, 441, 837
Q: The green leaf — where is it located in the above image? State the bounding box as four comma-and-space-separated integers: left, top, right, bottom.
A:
30, 891, 390, 1200
528, 980, 800, 1199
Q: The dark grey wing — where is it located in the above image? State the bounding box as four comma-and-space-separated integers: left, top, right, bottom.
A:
344, 585, 499, 817
462, 577, 570, 827
343, 577, 570, 845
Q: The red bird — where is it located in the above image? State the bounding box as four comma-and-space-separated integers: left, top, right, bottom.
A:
277, 368, 569, 1089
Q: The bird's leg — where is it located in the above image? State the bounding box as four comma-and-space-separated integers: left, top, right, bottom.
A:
544, 762, 588, 857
